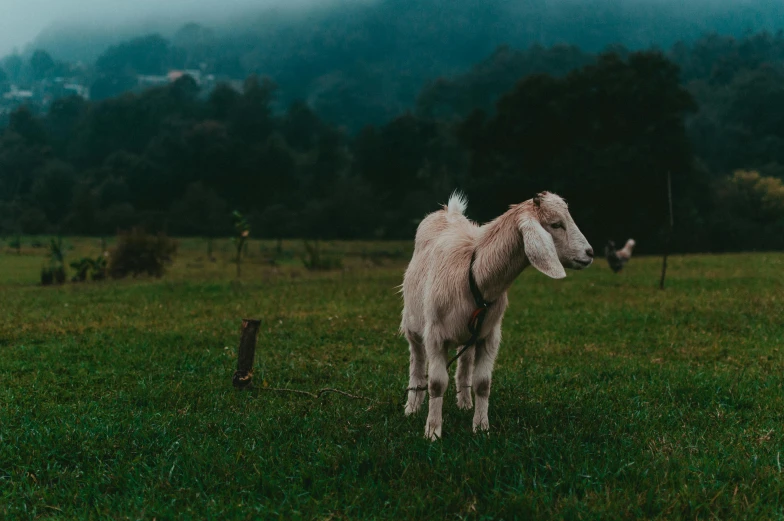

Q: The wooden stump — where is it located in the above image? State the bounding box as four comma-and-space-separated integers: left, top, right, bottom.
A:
232, 318, 261, 389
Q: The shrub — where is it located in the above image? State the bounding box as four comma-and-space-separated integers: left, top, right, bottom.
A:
92, 255, 108, 281
53, 266, 66, 284
40, 267, 54, 285
41, 237, 66, 285
70, 258, 91, 282
70, 255, 108, 282
109, 229, 177, 279
712, 170, 784, 251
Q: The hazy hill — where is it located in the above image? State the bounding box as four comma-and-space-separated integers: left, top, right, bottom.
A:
32, 0, 784, 63
18, 0, 782, 130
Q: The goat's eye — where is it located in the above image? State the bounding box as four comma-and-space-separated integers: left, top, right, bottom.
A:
551, 222, 564, 229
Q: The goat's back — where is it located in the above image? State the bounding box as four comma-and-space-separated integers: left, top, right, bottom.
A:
401, 208, 478, 333
411, 207, 477, 268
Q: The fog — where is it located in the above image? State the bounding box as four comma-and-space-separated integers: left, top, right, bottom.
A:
1, 0, 782, 63
0, 0, 349, 56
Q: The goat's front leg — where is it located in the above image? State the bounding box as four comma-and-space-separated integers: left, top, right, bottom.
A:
455, 345, 475, 410
404, 329, 427, 415
472, 326, 501, 433
424, 336, 448, 441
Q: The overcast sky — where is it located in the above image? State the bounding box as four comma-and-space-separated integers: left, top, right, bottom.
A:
0, 0, 329, 56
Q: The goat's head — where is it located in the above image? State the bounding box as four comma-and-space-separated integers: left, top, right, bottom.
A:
518, 191, 593, 279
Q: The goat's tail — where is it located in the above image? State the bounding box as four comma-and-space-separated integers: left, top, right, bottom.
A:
446, 190, 468, 218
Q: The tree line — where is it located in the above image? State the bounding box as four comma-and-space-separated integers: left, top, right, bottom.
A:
11, 0, 784, 131
1, 39, 783, 253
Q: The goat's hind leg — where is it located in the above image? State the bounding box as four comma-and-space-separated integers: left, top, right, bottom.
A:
404, 330, 427, 415
455, 345, 474, 410
424, 335, 448, 440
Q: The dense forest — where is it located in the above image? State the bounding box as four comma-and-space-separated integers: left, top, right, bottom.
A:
15, 0, 784, 129
1, 16, 784, 253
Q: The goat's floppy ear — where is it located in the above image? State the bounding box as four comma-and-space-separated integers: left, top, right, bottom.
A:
520, 217, 566, 279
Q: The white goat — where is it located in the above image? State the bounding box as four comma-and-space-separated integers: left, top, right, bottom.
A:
400, 191, 593, 440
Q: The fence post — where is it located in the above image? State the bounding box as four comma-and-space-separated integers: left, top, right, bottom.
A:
232, 318, 261, 389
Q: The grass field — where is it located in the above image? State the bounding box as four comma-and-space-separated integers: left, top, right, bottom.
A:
1, 237, 783, 519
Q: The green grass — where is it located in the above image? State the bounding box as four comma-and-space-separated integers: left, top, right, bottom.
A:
1, 238, 783, 519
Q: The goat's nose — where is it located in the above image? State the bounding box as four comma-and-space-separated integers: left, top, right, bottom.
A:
586, 248, 594, 258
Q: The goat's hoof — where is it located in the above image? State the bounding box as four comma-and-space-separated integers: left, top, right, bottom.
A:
425, 423, 442, 441
405, 387, 426, 416
457, 395, 473, 410
404, 402, 422, 416
472, 419, 489, 433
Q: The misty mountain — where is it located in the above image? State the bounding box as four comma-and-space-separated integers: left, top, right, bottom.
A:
11, 0, 784, 130
31, 20, 180, 64
32, 0, 784, 63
